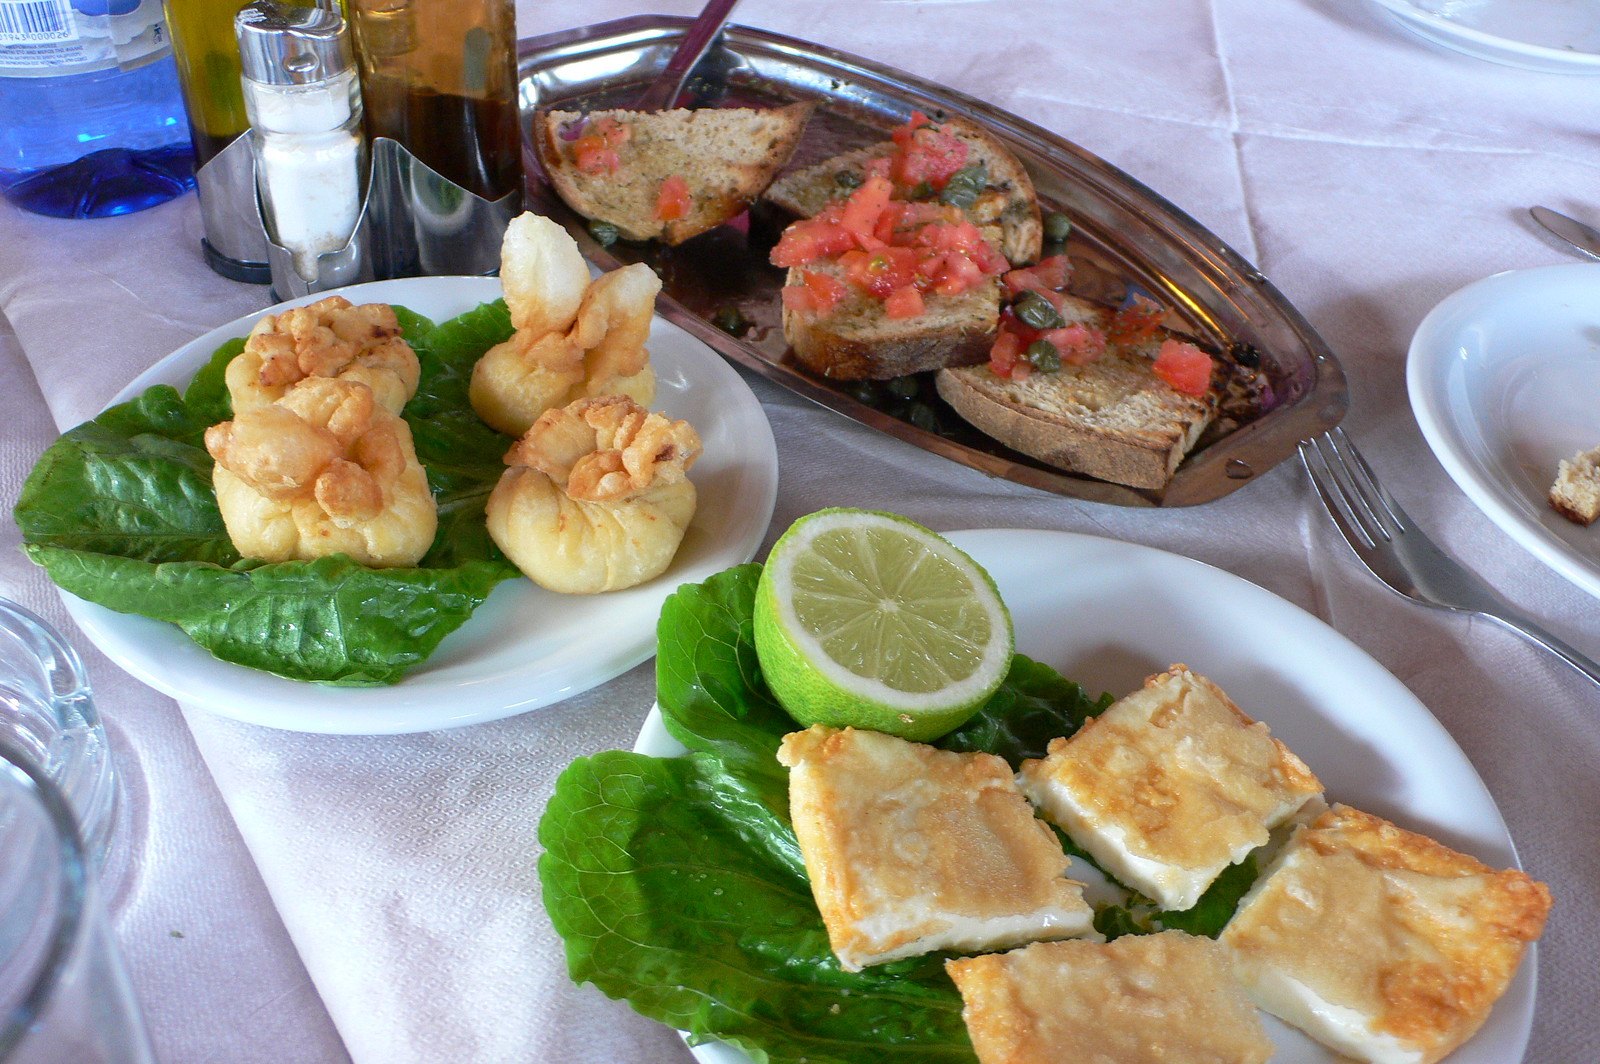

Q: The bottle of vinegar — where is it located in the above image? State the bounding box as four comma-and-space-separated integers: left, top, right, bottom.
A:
0, 0, 195, 218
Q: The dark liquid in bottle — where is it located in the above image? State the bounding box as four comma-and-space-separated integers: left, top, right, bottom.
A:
364, 80, 521, 200
189, 128, 240, 170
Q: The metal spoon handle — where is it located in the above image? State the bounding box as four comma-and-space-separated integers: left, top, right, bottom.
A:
634, 0, 741, 112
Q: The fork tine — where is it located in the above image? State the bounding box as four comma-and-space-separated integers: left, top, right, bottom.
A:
1315, 430, 1393, 544
1326, 428, 1409, 536
1299, 434, 1378, 550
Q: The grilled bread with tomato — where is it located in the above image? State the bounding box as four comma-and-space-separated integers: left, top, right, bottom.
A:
535, 103, 815, 245
765, 112, 1042, 267
936, 286, 1220, 491
773, 174, 1010, 380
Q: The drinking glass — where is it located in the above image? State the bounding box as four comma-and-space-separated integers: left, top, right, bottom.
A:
0, 601, 117, 871
0, 741, 154, 1064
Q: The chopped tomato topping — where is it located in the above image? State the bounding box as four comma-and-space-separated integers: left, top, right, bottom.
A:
1153, 340, 1214, 396
888, 112, 968, 191
1004, 255, 1072, 298
771, 173, 1006, 306
1108, 293, 1165, 345
572, 117, 629, 176
1041, 324, 1106, 366
574, 140, 619, 175
884, 285, 925, 319
839, 175, 893, 245
841, 246, 919, 298
988, 328, 1024, 378
771, 215, 855, 267
654, 174, 691, 221
890, 111, 933, 148
929, 250, 985, 296
781, 270, 849, 317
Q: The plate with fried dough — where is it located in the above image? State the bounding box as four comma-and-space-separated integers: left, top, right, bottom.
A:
52, 275, 778, 735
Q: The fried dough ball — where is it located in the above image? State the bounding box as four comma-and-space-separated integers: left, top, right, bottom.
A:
226, 296, 420, 415
501, 212, 591, 336
486, 395, 700, 594
205, 377, 437, 568
470, 213, 661, 437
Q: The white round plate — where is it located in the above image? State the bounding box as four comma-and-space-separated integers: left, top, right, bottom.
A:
58, 276, 778, 735
1367, 0, 1600, 73
1408, 263, 1600, 600
633, 529, 1536, 1064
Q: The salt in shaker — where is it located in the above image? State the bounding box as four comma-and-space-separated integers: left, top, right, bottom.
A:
235, 1, 365, 284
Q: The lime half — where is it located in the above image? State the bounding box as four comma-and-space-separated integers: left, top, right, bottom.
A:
753, 509, 1013, 741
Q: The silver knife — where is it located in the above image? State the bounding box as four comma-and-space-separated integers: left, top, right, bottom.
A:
1530, 205, 1600, 261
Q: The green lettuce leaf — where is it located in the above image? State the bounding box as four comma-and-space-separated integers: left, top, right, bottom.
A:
13, 301, 520, 686
938, 656, 1112, 767
540, 749, 972, 1064
549, 564, 1261, 1064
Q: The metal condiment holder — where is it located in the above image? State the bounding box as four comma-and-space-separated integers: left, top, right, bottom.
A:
193, 128, 521, 300
195, 0, 520, 300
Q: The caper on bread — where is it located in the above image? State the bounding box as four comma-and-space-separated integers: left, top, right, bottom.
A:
534, 103, 815, 245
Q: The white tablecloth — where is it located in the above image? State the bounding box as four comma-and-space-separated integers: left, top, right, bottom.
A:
2, 1, 1597, 1061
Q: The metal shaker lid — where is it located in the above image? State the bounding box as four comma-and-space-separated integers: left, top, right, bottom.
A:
235, 1, 355, 86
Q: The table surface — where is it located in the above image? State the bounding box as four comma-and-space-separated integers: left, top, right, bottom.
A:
2, 1, 1598, 1061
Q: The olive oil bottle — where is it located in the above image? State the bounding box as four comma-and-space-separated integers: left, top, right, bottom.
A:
347, 0, 521, 201
161, 0, 325, 168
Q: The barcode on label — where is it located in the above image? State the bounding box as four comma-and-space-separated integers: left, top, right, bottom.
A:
0, 0, 75, 44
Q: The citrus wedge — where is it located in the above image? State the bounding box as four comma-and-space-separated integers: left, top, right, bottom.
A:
753, 509, 1013, 741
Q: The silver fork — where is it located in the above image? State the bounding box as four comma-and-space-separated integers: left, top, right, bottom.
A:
1300, 428, 1600, 689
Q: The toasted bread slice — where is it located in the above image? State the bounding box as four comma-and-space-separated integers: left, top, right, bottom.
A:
935, 296, 1217, 490
766, 114, 1042, 265
783, 259, 999, 380
535, 103, 815, 245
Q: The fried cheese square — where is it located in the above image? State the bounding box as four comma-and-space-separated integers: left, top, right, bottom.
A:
1219, 803, 1551, 1064
946, 932, 1273, 1064
777, 725, 1093, 972
1018, 665, 1322, 911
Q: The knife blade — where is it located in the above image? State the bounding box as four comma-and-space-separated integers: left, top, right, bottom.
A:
1530, 205, 1600, 261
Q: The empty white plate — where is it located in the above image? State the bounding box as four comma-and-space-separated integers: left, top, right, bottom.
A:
1408, 263, 1600, 599
1368, 0, 1600, 73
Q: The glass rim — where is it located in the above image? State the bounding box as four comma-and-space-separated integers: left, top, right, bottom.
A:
0, 599, 91, 702
0, 737, 88, 1062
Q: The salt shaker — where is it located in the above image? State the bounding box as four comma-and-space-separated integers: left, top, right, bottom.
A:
236, 1, 365, 285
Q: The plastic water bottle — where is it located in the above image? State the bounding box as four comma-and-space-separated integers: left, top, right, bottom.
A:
0, 0, 195, 219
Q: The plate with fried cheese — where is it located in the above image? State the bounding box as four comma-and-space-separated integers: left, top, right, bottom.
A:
26, 274, 777, 734
610, 530, 1543, 1064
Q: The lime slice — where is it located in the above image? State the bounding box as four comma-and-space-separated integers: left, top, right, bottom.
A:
753, 509, 1013, 741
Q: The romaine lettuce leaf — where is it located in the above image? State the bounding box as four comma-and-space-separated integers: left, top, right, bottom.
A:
13, 301, 521, 686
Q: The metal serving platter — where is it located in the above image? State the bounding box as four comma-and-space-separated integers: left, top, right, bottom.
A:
515, 16, 1347, 507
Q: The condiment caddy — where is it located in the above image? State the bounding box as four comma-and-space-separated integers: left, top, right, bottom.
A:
187, 0, 520, 298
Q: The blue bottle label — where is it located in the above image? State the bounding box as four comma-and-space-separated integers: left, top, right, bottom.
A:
0, 0, 166, 75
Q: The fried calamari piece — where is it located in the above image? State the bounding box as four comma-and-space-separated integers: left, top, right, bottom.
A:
470, 214, 661, 437
226, 296, 421, 415
205, 377, 437, 568
486, 395, 700, 594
